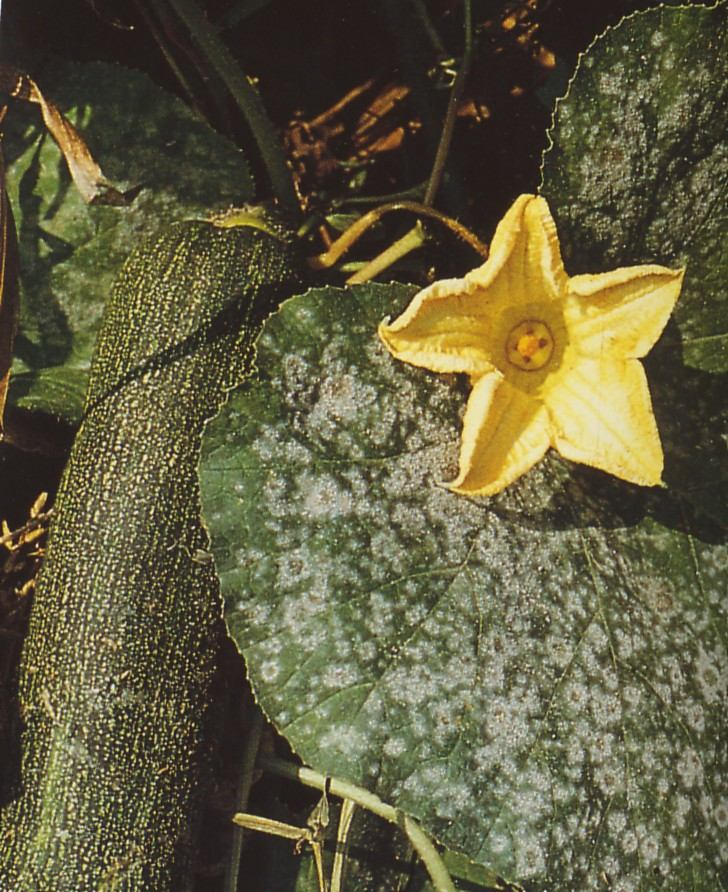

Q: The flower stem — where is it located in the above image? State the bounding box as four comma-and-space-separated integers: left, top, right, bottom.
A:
259, 754, 456, 892
346, 223, 426, 284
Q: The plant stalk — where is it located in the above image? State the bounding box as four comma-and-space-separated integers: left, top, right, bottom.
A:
346, 223, 426, 284
164, 0, 298, 214
423, 0, 474, 206
259, 755, 457, 892
223, 709, 265, 892
309, 200, 488, 273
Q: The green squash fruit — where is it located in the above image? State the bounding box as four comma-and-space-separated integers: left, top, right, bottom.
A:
0, 210, 301, 891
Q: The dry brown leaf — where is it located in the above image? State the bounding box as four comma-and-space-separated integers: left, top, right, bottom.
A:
0, 64, 128, 205
0, 65, 130, 430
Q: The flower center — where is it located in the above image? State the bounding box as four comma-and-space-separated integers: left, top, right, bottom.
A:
506, 320, 554, 371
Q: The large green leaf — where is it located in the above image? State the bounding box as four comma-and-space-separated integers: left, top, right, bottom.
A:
540, 1, 728, 532
4, 60, 254, 422
200, 5, 727, 890
201, 282, 726, 889
202, 286, 728, 889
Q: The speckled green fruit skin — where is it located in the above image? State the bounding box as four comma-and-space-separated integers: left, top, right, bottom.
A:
0, 218, 300, 890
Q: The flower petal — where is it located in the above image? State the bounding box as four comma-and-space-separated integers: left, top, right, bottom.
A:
449, 372, 551, 496
378, 277, 499, 377
564, 265, 684, 358
546, 357, 663, 486
378, 194, 572, 378
465, 194, 568, 305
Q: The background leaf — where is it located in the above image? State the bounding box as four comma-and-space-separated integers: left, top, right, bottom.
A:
540, 2, 727, 374
540, 1, 728, 533
200, 5, 727, 889
3, 59, 254, 423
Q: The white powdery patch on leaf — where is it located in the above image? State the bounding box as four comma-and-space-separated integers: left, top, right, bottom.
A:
199, 277, 728, 889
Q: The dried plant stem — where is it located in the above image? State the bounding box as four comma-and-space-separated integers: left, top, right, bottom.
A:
307, 2, 479, 284
259, 754, 457, 892
0, 512, 52, 549
330, 799, 356, 892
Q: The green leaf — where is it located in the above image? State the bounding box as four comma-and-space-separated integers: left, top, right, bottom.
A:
201, 282, 726, 890
540, 2, 727, 376
4, 59, 254, 421
8, 367, 87, 427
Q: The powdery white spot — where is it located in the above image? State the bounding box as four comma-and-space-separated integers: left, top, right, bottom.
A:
695, 645, 727, 704
714, 800, 728, 829
300, 472, 353, 519
260, 659, 281, 683
516, 838, 546, 878
676, 748, 703, 789
321, 663, 359, 690
383, 736, 406, 758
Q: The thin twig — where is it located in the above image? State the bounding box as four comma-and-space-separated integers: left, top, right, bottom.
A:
309, 78, 376, 129
331, 181, 426, 207
0, 511, 52, 549
232, 813, 311, 841
330, 799, 356, 892
423, 0, 474, 206
224, 709, 265, 892
408, 0, 448, 56
232, 791, 330, 892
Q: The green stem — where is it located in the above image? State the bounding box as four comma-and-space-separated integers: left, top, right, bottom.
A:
309, 200, 488, 272
346, 223, 426, 284
331, 181, 427, 207
408, 0, 447, 56
223, 710, 265, 892
259, 755, 457, 892
423, 0, 474, 207
164, 0, 298, 214
134, 0, 204, 117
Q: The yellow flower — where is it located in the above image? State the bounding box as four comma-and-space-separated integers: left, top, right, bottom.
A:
378, 194, 685, 497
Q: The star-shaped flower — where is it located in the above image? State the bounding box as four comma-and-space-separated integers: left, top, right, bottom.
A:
378, 194, 685, 496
